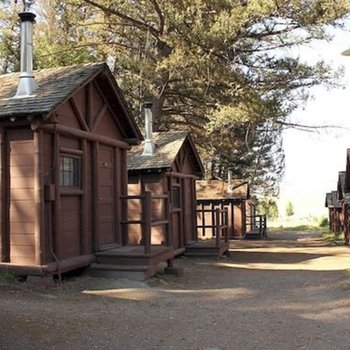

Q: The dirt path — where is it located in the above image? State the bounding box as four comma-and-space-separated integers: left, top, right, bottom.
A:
1, 231, 350, 350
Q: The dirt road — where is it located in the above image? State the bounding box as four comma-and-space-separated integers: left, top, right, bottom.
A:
1, 231, 350, 350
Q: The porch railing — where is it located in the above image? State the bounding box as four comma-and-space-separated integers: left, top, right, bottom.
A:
120, 191, 172, 254
196, 207, 229, 247
245, 215, 267, 238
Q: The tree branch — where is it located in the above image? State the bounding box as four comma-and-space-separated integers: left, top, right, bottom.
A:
83, 0, 160, 37
148, 0, 165, 34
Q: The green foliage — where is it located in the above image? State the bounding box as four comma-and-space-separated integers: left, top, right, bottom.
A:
322, 231, 343, 245
1, 0, 350, 198
286, 201, 294, 217
319, 216, 328, 228
257, 198, 279, 220
0, 1, 20, 73
269, 225, 329, 233
0, 270, 17, 285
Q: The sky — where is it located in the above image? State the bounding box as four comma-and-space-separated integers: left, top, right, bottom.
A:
277, 26, 350, 221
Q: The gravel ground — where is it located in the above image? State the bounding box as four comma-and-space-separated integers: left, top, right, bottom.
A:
1, 231, 350, 350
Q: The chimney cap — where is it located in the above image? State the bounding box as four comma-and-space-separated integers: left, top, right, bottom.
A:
143, 101, 153, 109
18, 12, 36, 22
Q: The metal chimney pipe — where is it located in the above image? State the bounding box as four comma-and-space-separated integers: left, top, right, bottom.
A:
227, 170, 233, 193
228, 170, 232, 184
142, 102, 155, 156
14, 11, 38, 98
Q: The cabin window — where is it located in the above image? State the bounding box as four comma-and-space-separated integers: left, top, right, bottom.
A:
172, 187, 181, 209
60, 155, 81, 187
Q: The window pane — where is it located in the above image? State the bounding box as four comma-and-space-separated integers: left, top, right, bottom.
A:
60, 155, 81, 187
172, 187, 181, 209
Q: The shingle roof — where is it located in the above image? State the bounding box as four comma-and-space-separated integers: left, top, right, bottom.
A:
127, 131, 189, 171
0, 62, 105, 118
196, 179, 250, 200
325, 191, 342, 208
338, 171, 350, 204
0, 62, 143, 142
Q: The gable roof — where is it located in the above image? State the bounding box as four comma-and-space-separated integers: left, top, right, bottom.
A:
127, 131, 204, 176
337, 171, 346, 200
337, 170, 350, 204
0, 62, 142, 143
196, 179, 250, 200
345, 149, 350, 192
325, 191, 342, 208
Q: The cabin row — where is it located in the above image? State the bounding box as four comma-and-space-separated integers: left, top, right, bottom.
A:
0, 12, 265, 281
0, 61, 265, 280
325, 151, 350, 244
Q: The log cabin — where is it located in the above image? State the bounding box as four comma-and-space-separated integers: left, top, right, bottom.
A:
196, 179, 266, 239
127, 127, 209, 256
337, 171, 349, 243
0, 12, 190, 281
341, 152, 350, 245
325, 191, 343, 235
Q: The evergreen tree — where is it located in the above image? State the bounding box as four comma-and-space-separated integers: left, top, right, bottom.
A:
286, 201, 295, 217
1, 0, 349, 198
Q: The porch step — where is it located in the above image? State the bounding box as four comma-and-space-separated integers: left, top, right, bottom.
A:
185, 242, 230, 257
87, 263, 166, 281
95, 246, 175, 266
244, 230, 266, 240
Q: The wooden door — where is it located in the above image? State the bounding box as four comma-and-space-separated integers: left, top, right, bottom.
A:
7, 128, 36, 265
98, 145, 117, 248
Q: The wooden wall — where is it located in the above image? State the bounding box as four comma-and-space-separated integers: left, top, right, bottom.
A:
0, 78, 131, 272
127, 175, 167, 245
8, 128, 36, 265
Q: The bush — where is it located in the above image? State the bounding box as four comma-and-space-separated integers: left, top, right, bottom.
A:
319, 217, 328, 227
0, 270, 17, 285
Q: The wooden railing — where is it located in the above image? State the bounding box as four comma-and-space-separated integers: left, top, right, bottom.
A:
120, 191, 172, 254
245, 215, 267, 238
196, 207, 229, 247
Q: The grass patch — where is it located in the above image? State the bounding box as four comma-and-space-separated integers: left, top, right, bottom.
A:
0, 270, 18, 285
269, 225, 329, 233
322, 231, 344, 245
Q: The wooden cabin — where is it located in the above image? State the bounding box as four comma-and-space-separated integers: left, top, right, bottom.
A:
0, 62, 157, 279
342, 151, 350, 245
127, 131, 208, 256
325, 191, 343, 234
196, 179, 266, 239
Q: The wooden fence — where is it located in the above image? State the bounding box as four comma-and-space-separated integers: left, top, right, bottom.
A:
196, 206, 229, 247
120, 191, 172, 254
245, 215, 267, 239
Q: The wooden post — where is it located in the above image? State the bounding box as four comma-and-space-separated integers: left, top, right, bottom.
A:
224, 208, 229, 243
202, 203, 205, 238
215, 208, 220, 248
53, 131, 62, 258
242, 201, 246, 237
211, 202, 215, 238
114, 148, 122, 244
230, 201, 234, 238
81, 139, 88, 254
143, 191, 152, 254
165, 193, 172, 247
92, 141, 99, 251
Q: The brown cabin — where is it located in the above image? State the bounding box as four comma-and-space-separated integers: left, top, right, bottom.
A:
0, 62, 144, 277
325, 191, 343, 234
341, 151, 350, 244
196, 179, 265, 239
127, 131, 204, 256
